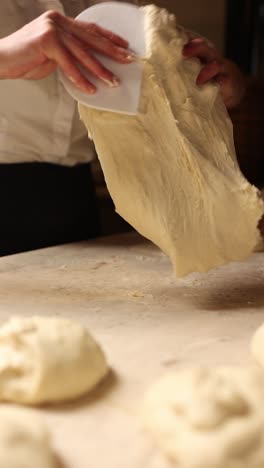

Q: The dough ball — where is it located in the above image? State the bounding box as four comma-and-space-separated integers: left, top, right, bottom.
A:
0, 316, 108, 405
0, 406, 55, 468
142, 368, 264, 468
251, 323, 264, 366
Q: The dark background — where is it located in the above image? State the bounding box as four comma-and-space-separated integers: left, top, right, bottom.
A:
225, 0, 264, 188
226, 0, 264, 74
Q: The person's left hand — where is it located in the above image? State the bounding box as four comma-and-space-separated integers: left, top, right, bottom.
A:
183, 38, 246, 109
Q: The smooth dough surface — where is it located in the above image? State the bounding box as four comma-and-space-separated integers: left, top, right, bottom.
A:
0, 406, 55, 468
142, 367, 264, 468
251, 323, 264, 367
79, 5, 264, 277
0, 316, 108, 405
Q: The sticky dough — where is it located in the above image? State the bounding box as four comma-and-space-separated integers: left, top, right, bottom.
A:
142, 368, 264, 468
79, 4, 264, 277
0, 316, 108, 405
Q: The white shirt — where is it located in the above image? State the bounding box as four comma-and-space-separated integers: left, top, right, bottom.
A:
0, 0, 121, 166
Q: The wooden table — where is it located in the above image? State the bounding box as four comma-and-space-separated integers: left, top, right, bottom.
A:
0, 232, 264, 468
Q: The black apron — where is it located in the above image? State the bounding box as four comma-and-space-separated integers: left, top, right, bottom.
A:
0, 162, 100, 256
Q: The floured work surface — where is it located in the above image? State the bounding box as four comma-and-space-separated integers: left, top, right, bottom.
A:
79, 5, 264, 277
0, 232, 263, 467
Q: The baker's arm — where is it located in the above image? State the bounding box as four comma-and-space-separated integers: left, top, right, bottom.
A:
0, 10, 133, 94
183, 38, 246, 109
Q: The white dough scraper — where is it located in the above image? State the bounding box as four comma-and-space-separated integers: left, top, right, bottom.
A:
59, 2, 146, 115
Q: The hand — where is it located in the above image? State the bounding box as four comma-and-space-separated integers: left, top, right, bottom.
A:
183, 38, 246, 109
0, 10, 133, 94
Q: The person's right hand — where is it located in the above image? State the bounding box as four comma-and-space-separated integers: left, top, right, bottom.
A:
0, 10, 133, 94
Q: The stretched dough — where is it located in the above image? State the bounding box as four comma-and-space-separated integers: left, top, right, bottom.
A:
0, 406, 55, 468
0, 316, 108, 405
142, 368, 264, 468
79, 5, 264, 277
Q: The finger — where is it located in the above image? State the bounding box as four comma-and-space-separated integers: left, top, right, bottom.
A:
183, 38, 219, 63
72, 30, 132, 64
55, 14, 133, 63
43, 37, 96, 94
60, 31, 120, 87
81, 22, 129, 49
196, 60, 223, 85
53, 12, 129, 48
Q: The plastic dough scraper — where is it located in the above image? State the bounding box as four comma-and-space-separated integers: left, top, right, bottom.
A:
59, 2, 146, 115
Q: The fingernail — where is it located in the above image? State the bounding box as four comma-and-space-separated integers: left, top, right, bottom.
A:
118, 48, 135, 62
126, 53, 135, 62
110, 77, 120, 87
127, 50, 139, 61
79, 84, 96, 94
102, 76, 120, 87
126, 54, 141, 62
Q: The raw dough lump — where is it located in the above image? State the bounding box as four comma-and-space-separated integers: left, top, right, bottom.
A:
251, 322, 264, 367
79, 5, 264, 277
0, 406, 55, 468
0, 316, 108, 405
142, 368, 264, 468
